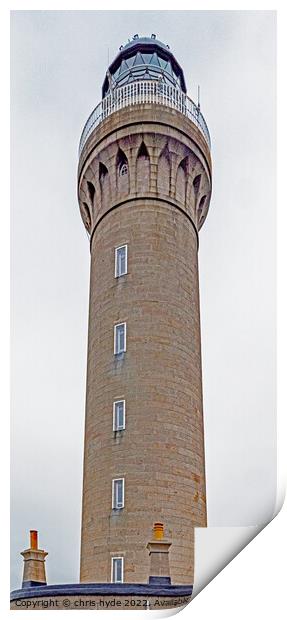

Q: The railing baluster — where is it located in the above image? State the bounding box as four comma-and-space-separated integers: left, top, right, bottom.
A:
79, 80, 210, 155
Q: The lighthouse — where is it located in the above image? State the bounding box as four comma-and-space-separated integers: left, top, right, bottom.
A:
78, 35, 211, 586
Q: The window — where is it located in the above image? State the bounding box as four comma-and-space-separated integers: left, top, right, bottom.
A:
113, 400, 125, 431
111, 557, 124, 583
119, 163, 128, 176
112, 478, 125, 509
115, 245, 127, 277
114, 323, 126, 355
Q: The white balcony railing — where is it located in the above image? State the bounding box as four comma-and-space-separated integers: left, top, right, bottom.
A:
79, 80, 211, 156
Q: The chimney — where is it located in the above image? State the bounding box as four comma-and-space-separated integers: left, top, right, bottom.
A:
20, 531, 48, 588
147, 522, 172, 585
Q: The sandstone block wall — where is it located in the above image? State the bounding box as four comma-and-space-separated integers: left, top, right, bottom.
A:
78, 105, 211, 585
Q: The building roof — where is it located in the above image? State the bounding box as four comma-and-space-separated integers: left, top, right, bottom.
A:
11, 581, 193, 601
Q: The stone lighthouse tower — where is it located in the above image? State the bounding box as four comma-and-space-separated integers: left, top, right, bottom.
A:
78, 35, 212, 587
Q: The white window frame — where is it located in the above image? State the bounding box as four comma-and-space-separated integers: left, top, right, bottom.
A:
115, 244, 128, 278
113, 400, 126, 431
114, 322, 126, 355
112, 478, 125, 510
111, 556, 124, 583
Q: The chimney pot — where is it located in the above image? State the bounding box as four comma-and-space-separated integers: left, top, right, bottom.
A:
153, 522, 164, 540
30, 530, 38, 550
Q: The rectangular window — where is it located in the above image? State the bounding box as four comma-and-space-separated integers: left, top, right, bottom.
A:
111, 557, 124, 583
115, 245, 127, 277
113, 400, 126, 431
114, 322, 126, 354
112, 478, 125, 509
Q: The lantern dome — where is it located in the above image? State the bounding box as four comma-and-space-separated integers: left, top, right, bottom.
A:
102, 35, 186, 97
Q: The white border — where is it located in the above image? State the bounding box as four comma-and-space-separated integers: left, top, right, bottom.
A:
6, 6, 284, 620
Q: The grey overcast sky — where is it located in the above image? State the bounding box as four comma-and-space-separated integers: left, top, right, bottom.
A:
11, 11, 276, 590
